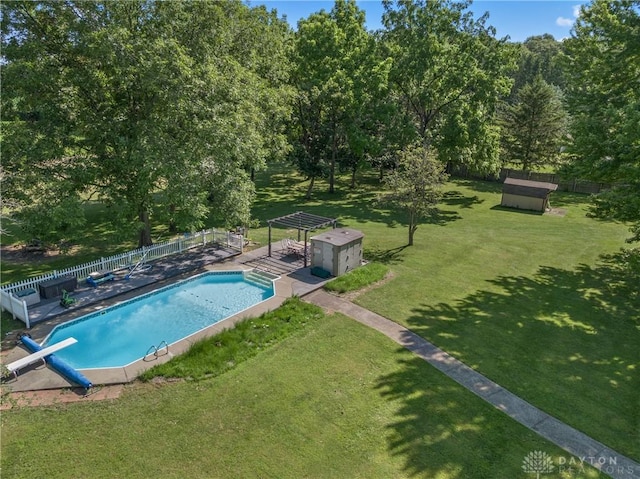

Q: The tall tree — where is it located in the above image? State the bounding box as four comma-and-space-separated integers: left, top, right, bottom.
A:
379, 146, 448, 246
562, 0, 640, 242
381, 0, 516, 174
290, 0, 391, 197
500, 76, 569, 171
1, 0, 291, 247
510, 34, 566, 100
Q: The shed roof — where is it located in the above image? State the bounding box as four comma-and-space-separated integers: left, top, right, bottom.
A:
503, 177, 558, 199
311, 228, 364, 247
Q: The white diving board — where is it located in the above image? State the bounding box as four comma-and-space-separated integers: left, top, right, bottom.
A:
6, 337, 78, 377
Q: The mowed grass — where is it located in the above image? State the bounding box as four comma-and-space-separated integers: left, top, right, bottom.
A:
1, 312, 601, 479
347, 180, 639, 460
138, 298, 324, 381
247, 169, 638, 459
1, 167, 637, 471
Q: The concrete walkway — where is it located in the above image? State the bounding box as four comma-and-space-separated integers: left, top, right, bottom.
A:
304, 290, 640, 479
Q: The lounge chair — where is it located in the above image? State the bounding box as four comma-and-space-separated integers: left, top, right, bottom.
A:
86, 271, 115, 287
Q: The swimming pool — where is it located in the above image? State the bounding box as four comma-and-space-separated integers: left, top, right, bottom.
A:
43, 271, 275, 369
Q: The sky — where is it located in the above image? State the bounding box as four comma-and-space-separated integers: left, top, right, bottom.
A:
250, 0, 590, 42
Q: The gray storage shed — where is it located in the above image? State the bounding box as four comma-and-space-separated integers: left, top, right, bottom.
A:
501, 177, 558, 212
310, 228, 364, 277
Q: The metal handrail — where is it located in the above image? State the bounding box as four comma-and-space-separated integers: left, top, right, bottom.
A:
125, 250, 150, 279
144, 345, 158, 361
156, 341, 169, 356
143, 341, 169, 361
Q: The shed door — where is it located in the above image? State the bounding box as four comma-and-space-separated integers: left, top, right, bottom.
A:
312, 241, 334, 273
321, 242, 334, 273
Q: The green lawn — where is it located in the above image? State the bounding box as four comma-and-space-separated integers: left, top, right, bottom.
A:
347, 180, 639, 460
1, 312, 601, 478
1, 167, 637, 473
247, 169, 637, 459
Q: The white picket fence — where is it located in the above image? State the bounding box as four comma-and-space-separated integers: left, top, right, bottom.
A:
0, 228, 243, 328
0, 289, 31, 328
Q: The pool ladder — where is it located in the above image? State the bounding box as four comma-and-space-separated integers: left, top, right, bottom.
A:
144, 340, 169, 361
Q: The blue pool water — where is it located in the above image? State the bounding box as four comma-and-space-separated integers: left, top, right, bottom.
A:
43, 271, 274, 369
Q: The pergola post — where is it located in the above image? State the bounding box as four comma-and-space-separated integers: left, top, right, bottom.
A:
266, 212, 337, 265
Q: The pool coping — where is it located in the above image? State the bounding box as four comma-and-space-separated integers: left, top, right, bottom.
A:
1, 245, 330, 392
85, 264, 296, 386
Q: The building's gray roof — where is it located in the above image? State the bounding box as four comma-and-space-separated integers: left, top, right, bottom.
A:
311, 228, 364, 247
502, 177, 558, 198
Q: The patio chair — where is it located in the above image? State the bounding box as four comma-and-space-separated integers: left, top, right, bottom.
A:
283, 238, 300, 255
60, 289, 76, 308
288, 241, 310, 260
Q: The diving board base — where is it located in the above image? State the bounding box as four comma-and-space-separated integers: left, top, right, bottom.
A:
11, 336, 92, 390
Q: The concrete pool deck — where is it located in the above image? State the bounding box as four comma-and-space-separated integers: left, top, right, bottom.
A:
1, 243, 330, 393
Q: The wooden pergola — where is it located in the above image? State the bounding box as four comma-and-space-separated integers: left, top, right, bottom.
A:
267, 211, 337, 267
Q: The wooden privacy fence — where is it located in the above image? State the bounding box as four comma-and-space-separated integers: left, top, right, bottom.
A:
450, 165, 611, 194
499, 169, 610, 194
0, 228, 243, 327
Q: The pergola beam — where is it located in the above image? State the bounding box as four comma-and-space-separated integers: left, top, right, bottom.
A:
266, 211, 337, 267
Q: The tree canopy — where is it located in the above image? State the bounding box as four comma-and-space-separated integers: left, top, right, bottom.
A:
379, 146, 448, 246
500, 75, 568, 171
2, 0, 638, 251
562, 0, 640, 241
290, 0, 392, 197
510, 34, 566, 99
1, 0, 292, 246
382, 0, 516, 174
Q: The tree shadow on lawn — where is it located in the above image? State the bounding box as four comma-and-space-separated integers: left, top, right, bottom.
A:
441, 190, 484, 209
251, 184, 404, 229
402, 250, 640, 460
252, 173, 473, 230
551, 191, 594, 208
374, 351, 585, 478
365, 245, 410, 265
450, 178, 503, 194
